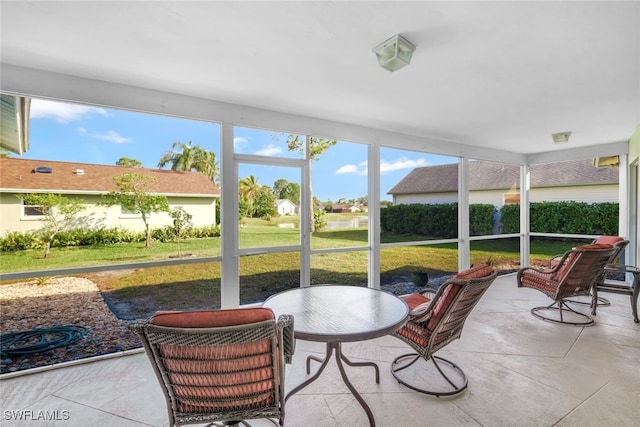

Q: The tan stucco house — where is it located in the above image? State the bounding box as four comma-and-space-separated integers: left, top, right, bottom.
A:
388, 159, 619, 208
0, 157, 220, 235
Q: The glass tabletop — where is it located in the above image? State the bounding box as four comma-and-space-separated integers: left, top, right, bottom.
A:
263, 285, 409, 343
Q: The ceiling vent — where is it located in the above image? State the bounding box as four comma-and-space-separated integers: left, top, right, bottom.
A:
75, 169, 85, 175
33, 166, 53, 174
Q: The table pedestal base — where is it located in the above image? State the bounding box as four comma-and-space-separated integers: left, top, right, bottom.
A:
286, 342, 379, 427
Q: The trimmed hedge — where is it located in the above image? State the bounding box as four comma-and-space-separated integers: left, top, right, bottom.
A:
499, 201, 618, 235
381, 201, 619, 237
380, 203, 496, 237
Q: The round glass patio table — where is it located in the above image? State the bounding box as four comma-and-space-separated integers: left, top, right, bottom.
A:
263, 285, 409, 427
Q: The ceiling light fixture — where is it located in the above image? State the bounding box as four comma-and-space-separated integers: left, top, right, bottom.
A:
373, 34, 416, 72
552, 132, 571, 144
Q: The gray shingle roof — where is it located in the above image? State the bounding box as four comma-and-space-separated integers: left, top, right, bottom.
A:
388, 159, 618, 195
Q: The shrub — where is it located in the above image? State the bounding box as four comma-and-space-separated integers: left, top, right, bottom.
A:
314, 210, 327, 231
501, 201, 618, 235
0, 224, 224, 252
0, 231, 42, 251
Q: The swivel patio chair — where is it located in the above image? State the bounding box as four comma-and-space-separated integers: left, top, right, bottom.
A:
517, 243, 617, 326
129, 307, 295, 427
391, 264, 498, 397
550, 236, 629, 308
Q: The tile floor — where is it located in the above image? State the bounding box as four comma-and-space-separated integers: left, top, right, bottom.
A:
1, 274, 639, 427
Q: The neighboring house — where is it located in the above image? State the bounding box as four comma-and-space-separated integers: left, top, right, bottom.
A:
275, 199, 297, 215
0, 157, 220, 235
329, 204, 361, 213
388, 159, 619, 208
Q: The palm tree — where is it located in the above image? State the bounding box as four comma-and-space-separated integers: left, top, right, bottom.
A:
239, 175, 261, 217
157, 141, 219, 184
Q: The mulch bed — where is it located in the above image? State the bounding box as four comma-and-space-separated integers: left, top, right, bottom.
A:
0, 277, 141, 374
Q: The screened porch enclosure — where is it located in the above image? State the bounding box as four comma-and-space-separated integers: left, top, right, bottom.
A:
0, 94, 633, 311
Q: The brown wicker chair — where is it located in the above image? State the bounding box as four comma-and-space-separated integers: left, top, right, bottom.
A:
518, 243, 617, 326
129, 308, 295, 427
550, 236, 629, 308
391, 264, 498, 397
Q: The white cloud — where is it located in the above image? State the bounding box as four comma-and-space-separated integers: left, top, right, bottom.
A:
30, 99, 108, 123
335, 164, 359, 174
380, 157, 428, 173
254, 144, 282, 156
78, 127, 132, 144
336, 160, 369, 175
94, 130, 132, 144
233, 137, 248, 152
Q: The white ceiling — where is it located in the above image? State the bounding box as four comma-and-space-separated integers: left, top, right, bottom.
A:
1, 1, 638, 155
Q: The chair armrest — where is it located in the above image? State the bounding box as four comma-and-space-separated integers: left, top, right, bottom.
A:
277, 314, 295, 364
409, 302, 433, 317
605, 265, 640, 274
549, 254, 564, 268
398, 291, 435, 320
128, 320, 148, 336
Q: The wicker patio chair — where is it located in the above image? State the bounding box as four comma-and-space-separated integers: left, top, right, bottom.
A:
391, 264, 498, 397
517, 243, 617, 326
129, 308, 295, 427
550, 236, 629, 308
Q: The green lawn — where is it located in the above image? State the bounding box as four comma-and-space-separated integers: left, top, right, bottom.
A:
1, 215, 584, 315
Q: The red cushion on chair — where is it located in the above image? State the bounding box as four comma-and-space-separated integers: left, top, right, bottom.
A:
149, 308, 278, 413
427, 264, 492, 330
594, 236, 624, 245
150, 307, 275, 328
401, 292, 432, 316
402, 292, 431, 309
555, 243, 613, 283
575, 243, 613, 251
453, 264, 494, 279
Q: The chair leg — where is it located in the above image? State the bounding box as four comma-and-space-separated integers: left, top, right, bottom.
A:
531, 300, 594, 326
565, 295, 610, 308
390, 352, 468, 397
209, 421, 254, 427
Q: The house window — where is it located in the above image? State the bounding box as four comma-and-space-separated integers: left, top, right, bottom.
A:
119, 207, 145, 219
22, 202, 48, 218
504, 193, 520, 204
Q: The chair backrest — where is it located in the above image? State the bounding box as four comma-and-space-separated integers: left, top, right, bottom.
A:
426, 265, 498, 355
551, 244, 618, 300
129, 308, 293, 427
592, 236, 629, 265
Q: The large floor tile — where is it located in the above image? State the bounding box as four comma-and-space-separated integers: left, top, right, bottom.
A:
2, 274, 639, 427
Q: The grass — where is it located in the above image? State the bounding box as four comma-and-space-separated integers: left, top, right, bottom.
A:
1, 215, 587, 318
0, 238, 221, 273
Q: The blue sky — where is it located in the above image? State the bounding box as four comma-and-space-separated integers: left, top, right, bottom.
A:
20, 99, 456, 202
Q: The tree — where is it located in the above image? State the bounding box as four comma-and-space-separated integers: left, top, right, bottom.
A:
253, 186, 277, 218
100, 173, 169, 248
158, 140, 219, 184
116, 157, 142, 167
168, 206, 193, 257
273, 179, 289, 199
239, 175, 261, 217
272, 179, 300, 203
286, 136, 337, 232
19, 193, 86, 258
